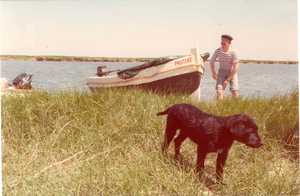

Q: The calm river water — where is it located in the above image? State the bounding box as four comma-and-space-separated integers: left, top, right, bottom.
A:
1, 60, 298, 100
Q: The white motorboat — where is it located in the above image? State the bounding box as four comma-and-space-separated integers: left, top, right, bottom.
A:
86, 47, 209, 101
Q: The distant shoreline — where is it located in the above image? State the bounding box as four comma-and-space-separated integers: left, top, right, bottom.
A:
0, 55, 298, 64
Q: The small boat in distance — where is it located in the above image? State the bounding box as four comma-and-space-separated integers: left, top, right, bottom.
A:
86, 47, 209, 101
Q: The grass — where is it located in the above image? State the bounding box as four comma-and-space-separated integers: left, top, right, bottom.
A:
1, 88, 299, 195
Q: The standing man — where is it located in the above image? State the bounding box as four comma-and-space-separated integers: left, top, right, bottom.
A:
210, 34, 239, 101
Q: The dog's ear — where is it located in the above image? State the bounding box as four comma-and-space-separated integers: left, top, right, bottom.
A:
230, 120, 246, 140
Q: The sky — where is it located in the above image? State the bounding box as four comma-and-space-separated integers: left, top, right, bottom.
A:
0, 0, 298, 61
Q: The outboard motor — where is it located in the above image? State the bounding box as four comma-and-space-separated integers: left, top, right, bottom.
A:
12, 73, 33, 89
96, 66, 108, 77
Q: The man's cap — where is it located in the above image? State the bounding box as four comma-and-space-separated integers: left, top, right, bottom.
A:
221, 34, 233, 41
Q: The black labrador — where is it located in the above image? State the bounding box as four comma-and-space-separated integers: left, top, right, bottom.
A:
157, 103, 264, 183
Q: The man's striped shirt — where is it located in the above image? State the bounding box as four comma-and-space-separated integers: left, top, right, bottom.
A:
210, 47, 239, 71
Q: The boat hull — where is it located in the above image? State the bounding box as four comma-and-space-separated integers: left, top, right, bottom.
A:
87, 47, 206, 101
88, 71, 202, 95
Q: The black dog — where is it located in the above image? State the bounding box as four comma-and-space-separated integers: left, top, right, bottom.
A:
157, 103, 264, 183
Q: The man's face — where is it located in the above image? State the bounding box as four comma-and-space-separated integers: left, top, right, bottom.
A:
221, 39, 230, 48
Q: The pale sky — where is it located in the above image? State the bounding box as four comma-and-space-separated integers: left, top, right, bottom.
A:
0, 0, 298, 61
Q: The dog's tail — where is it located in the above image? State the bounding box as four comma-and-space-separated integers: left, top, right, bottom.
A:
156, 107, 171, 116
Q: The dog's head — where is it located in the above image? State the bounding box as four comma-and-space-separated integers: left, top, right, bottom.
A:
230, 114, 264, 148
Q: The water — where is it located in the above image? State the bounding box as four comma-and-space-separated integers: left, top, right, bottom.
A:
1, 61, 298, 100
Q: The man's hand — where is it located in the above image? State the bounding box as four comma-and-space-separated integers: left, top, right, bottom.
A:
213, 73, 218, 81
210, 63, 218, 81
223, 78, 229, 87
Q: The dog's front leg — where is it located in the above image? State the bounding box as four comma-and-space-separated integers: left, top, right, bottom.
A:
196, 146, 207, 179
216, 149, 229, 183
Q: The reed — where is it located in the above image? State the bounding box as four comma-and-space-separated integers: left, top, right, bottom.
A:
1, 88, 299, 195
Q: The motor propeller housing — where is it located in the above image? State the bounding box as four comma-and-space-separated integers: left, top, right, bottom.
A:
12, 73, 33, 89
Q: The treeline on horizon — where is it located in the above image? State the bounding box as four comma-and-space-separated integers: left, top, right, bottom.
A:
0, 54, 298, 64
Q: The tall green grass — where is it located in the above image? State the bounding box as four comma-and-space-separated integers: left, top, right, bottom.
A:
1, 88, 299, 195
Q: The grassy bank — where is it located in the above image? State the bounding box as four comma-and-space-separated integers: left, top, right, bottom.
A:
0, 55, 154, 63
1, 54, 298, 64
1, 89, 299, 195
239, 59, 298, 64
